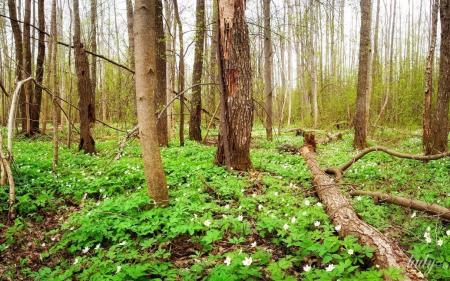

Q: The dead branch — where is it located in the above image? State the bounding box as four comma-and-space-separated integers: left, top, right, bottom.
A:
300, 139, 424, 280
327, 146, 450, 178
115, 125, 139, 160
350, 190, 450, 221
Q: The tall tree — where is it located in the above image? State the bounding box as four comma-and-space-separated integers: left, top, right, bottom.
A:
73, 0, 96, 153
50, 0, 58, 170
173, 0, 185, 146
126, 0, 135, 69
31, 0, 45, 134
263, 0, 273, 140
189, 0, 206, 142
215, 0, 253, 171
309, 0, 318, 128
431, 0, 450, 153
423, 0, 439, 155
353, 0, 373, 149
134, 0, 169, 206
90, 0, 97, 108
22, 0, 33, 135
155, 0, 168, 146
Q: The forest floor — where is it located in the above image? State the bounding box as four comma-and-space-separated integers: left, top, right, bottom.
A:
0, 128, 449, 280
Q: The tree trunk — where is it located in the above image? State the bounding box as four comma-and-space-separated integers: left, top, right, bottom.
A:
423, 0, 439, 155
22, 0, 33, 135
300, 141, 425, 280
173, 0, 185, 146
353, 0, 373, 150
189, 0, 206, 142
31, 0, 45, 135
263, 0, 273, 141
215, 0, 253, 171
73, 0, 96, 154
164, 0, 174, 137
90, 0, 97, 115
134, 0, 169, 206
126, 0, 135, 70
207, 0, 219, 129
50, 0, 58, 170
431, 0, 450, 153
155, 0, 168, 146
309, 0, 318, 128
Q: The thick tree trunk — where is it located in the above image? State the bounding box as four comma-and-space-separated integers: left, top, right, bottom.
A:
215, 0, 253, 171
189, 0, 206, 142
431, 0, 450, 153
353, 0, 373, 150
155, 0, 168, 146
300, 141, 425, 280
134, 0, 169, 206
423, 0, 439, 155
31, 0, 45, 135
263, 0, 273, 141
73, 0, 96, 154
22, 0, 33, 135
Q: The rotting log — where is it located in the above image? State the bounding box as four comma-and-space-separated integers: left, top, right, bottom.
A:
350, 190, 450, 221
300, 141, 425, 280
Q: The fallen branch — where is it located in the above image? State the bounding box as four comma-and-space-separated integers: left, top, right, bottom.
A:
327, 146, 450, 179
114, 125, 139, 160
300, 137, 424, 280
350, 190, 450, 221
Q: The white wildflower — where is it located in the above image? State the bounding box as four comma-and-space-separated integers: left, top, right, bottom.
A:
411, 211, 417, 218
446, 230, 450, 236
291, 217, 297, 224
95, 244, 101, 250
118, 241, 127, 246
73, 258, 79, 265
222, 214, 228, 219
347, 249, 354, 255
335, 225, 342, 232
303, 264, 312, 272
82, 246, 90, 254
437, 239, 443, 247
304, 199, 310, 206
356, 196, 362, 201
258, 204, 263, 211
316, 202, 323, 208
237, 215, 244, 222
425, 236, 432, 244
242, 257, 253, 266
283, 224, 289, 231
274, 192, 279, 196
224, 204, 230, 209
224, 256, 232, 266
251, 241, 257, 248
314, 221, 321, 227
116, 265, 122, 273
204, 220, 211, 227
325, 264, 335, 272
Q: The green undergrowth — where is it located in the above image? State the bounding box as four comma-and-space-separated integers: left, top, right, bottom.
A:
0, 132, 449, 280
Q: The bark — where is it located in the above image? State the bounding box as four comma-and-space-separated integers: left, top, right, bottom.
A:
31, 0, 45, 134
423, 0, 439, 155
300, 140, 425, 280
22, 0, 33, 135
215, 0, 253, 171
353, 0, 373, 149
173, 0, 185, 146
207, 0, 219, 127
73, 0, 96, 154
126, 0, 135, 70
263, 0, 273, 141
134, 0, 169, 206
431, 0, 450, 153
155, 0, 168, 146
309, 0, 318, 128
350, 190, 450, 221
189, 0, 206, 142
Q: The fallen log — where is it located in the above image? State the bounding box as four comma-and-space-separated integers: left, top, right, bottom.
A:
350, 190, 450, 221
326, 146, 450, 179
300, 140, 424, 280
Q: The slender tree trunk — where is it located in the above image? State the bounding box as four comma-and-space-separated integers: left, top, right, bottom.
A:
309, 1, 318, 128
164, 0, 174, 137
423, 0, 439, 155
431, 0, 450, 153
189, 0, 206, 142
50, 0, 58, 170
173, 0, 185, 146
134, 0, 169, 206
73, 0, 96, 154
215, 0, 253, 171
263, 0, 273, 140
22, 0, 32, 135
353, 0, 373, 150
31, 0, 45, 135
91, 0, 97, 115
208, 0, 219, 128
155, 0, 168, 146
126, 0, 135, 70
